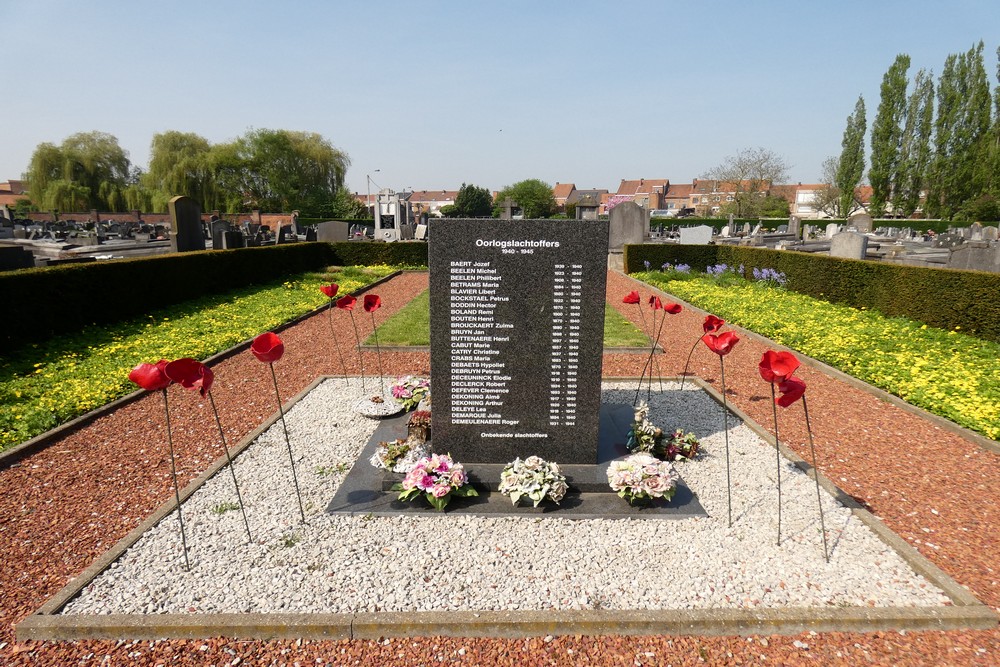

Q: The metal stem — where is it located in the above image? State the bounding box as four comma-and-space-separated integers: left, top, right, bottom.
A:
802, 396, 830, 562
632, 305, 651, 406
371, 311, 386, 396
348, 310, 366, 392
327, 300, 350, 385
208, 391, 253, 543
269, 364, 306, 523
678, 338, 700, 391
161, 389, 190, 570
770, 383, 782, 546
720, 358, 732, 527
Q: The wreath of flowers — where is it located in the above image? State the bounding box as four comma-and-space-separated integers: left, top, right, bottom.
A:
369, 436, 429, 473
607, 453, 680, 505
498, 455, 569, 507
394, 453, 478, 511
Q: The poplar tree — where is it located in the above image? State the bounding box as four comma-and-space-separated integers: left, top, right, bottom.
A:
896, 69, 935, 217
836, 96, 866, 216
869, 54, 910, 216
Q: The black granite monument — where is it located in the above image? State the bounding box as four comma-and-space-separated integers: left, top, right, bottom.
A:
428, 218, 610, 464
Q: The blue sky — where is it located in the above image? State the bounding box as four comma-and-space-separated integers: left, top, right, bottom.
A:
3, 0, 998, 196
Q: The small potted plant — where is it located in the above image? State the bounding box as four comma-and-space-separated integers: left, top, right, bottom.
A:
390, 376, 430, 411
498, 455, 569, 507
369, 436, 429, 473
393, 453, 478, 511
407, 410, 432, 442
607, 453, 680, 506
664, 429, 700, 461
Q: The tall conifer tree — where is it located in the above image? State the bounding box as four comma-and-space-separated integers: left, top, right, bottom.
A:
869, 55, 910, 216
836, 96, 867, 216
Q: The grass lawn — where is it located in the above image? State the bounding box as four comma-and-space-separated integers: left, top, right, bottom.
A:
367, 290, 649, 348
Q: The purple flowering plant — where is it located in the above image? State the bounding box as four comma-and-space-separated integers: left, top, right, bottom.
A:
393, 453, 478, 511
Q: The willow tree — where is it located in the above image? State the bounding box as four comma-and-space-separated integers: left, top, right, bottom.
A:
836, 96, 867, 216
869, 54, 910, 216
144, 131, 216, 212
25, 131, 132, 212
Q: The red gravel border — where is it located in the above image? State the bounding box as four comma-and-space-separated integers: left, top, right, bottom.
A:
2, 270, 998, 666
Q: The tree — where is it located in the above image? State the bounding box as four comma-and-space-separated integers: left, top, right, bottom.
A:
453, 183, 493, 217
144, 131, 215, 212
703, 146, 789, 217
812, 156, 844, 217
869, 54, 910, 216
836, 96, 867, 217
25, 131, 132, 212
927, 42, 992, 218
211, 129, 350, 215
896, 68, 935, 217
493, 179, 556, 218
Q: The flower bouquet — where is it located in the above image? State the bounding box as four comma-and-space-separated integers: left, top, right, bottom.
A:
498, 456, 568, 507
664, 429, 700, 462
607, 453, 680, 505
390, 375, 430, 411
369, 436, 429, 473
394, 453, 478, 511
625, 401, 665, 458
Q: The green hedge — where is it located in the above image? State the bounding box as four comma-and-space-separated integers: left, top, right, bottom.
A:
327, 241, 428, 267
624, 244, 1000, 342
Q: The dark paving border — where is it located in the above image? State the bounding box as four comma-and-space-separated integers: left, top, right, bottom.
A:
16, 377, 997, 641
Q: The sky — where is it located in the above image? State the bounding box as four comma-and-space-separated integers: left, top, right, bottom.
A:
2, 0, 999, 197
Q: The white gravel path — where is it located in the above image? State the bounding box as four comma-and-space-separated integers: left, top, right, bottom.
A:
62, 379, 951, 615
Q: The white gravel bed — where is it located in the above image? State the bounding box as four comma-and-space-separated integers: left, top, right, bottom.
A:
62, 379, 951, 615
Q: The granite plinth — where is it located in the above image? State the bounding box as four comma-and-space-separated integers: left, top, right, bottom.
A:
327, 405, 707, 520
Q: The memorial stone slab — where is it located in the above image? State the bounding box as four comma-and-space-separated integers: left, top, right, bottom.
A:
970, 222, 984, 241
608, 201, 645, 251
316, 220, 350, 242
211, 219, 230, 250
826, 222, 840, 239
222, 230, 245, 249
983, 226, 999, 242
428, 218, 610, 464
829, 230, 869, 259
788, 215, 801, 239
678, 224, 713, 245
168, 196, 204, 252
947, 243, 1000, 273
849, 213, 873, 233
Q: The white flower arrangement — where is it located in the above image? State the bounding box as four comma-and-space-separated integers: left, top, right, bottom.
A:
607, 453, 680, 505
369, 436, 429, 473
626, 401, 665, 457
498, 455, 569, 507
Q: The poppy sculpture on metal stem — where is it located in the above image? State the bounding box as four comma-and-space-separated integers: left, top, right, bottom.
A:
757, 350, 801, 547
773, 367, 829, 562
164, 357, 253, 543
337, 294, 367, 392
319, 283, 350, 384
634, 296, 682, 404
701, 329, 740, 527
623, 291, 651, 406
363, 294, 386, 395
679, 314, 725, 391
128, 360, 189, 570
250, 331, 306, 524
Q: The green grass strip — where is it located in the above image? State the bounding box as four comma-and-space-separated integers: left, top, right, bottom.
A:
366, 290, 649, 348
0, 265, 396, 450
634, 271, 1000, 440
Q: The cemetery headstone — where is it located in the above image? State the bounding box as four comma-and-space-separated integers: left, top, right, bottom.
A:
678, 224, 713, 245
983, 226, 998, 242
607, 200, 645, 270
500, 198, 516, 220
414, 224, 428, 240
428, 218, 610, 464
719, 225, 731, 238
305, 227, 318, 242
849, 212, 873, 233
776, 224, 788, 233
316, 221, 350, 242
825, 222, 840, 239
788, 215, 800, 239
947, 242, 1000, 273
970, 222, 984, 241
829, 230, 869, 259
0, 246, 34, 270
741, 222, 751, 235
222, 230, 245, 249
211, 218, 231, 250
751, 223, 762, 236
168, 196, 204, 252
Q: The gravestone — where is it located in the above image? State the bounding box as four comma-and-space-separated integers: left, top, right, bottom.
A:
983, 226, 999, 242
849, 212, 873, 233
947, 242, 1000, 273
211, 218, 230, 250
315, 220, 349, 242
829, 231, 869, 259
751, 223, 762, 236
222, 230, 245, 249
678, 224, 713, 245
970, 222, 984, 241
277, 224, 294, 243
607, 201, 645, 270
719, 225, 731, 237
500, 198, 516, 220
305, 227, 318, 242
776, 224, 788, 233
741, 222, 751, 235
788, 215, 801, 239
168, 196, 204, 252
0, 246, 34, 270
428, 218, 610, 464
414, 224, 428, 240
826, 222, 840, 239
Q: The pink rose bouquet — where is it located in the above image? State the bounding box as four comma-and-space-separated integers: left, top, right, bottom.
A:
607, 453, 679, 505
394, 453, 478, 511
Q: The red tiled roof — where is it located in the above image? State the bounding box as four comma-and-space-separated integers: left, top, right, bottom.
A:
409, 190, 458, 203
0, 180, 27, 195
0, 193, 27, 207
616, 179, 669, 196
552, 183, 575, 200
664, 183, 693, 199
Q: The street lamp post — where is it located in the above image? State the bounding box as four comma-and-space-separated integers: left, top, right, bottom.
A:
366, 170, 381, 218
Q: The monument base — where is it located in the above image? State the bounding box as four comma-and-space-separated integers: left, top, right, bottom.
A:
327, 405, 707, 520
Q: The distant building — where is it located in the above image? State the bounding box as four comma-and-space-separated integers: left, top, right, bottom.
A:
409, 190, 458, 217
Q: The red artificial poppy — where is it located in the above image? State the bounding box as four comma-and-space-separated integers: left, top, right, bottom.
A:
758, 350, 801, 384
776, 375, 807, 407
648, 295, 663, 310
251, 331, 284, 363
703, 315, 725, 333
128, 360, 172, 391
664, 302, 682, 314
701, 331, 740, 356
363, 294, 382, 312
622, 291, 640, 304
319, 283, 339, 299
336, 294, 357, 310
164, 357, 214, 398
